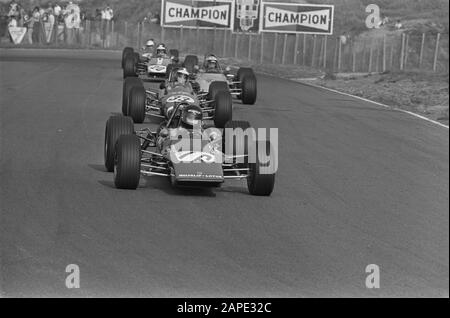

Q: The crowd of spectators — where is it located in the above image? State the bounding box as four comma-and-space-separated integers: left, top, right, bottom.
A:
2, 0, 115, 44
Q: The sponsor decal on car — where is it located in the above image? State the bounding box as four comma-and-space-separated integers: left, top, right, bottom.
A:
166, 95, 195, 103
178, 173, 223, 179
175, 151, 216, 163
148, 65, 167, 73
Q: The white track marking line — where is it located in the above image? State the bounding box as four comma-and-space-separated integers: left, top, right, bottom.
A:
294, 80, 449, 130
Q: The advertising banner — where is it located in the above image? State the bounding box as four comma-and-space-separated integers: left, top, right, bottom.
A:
161, 0, 234, 29
233, 0, 261, 33
260, 2, 334, 34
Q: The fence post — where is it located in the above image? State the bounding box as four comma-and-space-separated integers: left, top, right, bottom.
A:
404, 34, 409, 67
368, 43, 373, 72
222, 29, 227, 57
302, 34, 306, 65
234, 32, 239, 58
323, 35, 327, 68
247, 34, 252, 61
272, 33, 278, 64
352, 40, 356, 72
179, 25, 183, 51
400, 33, 405, 70
293, 33, 299, 65
311, 35, 317, 67
282, 33, 287, 64
124, 21, 128, 46
260, 32, 264, 64
337, 36, 341, 71
382, 35, 386, 72
111, 20, 114, 47
433, 33, 441, 72
419, 33, 425, 68
161, 25, 166, 43
195, 26, 199, 51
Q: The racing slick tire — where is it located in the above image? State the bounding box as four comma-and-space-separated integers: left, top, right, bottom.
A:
122, 77, 143, 115
237, 68, 257, 104
183, 55, 198, 73
247, 140, 276, 196
104, 116, 134, 172
128, 85, 146, 124
213, 90, 232, 128
169, 49, 179, 59
223, 120, 252, 162
123, 54, 137, 78
122, 47, 134, 68
208, 81, 229, 102
114, 134, 141, 190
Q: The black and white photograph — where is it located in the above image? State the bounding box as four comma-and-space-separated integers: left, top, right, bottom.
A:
0, 0, 448, 304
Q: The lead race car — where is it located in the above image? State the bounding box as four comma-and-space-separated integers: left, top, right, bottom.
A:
122, 67, 233, 128
183, 54, 257, 105
122, 43, 180, 80
103, 101, 276, 195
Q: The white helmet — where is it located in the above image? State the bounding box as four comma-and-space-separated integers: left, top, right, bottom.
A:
145, 40, 155, 47
177, 68, 189, 77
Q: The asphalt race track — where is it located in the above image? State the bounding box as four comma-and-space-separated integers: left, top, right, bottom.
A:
0, 49, 448, 297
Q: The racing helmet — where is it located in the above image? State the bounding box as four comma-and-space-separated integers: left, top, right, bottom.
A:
204, 54, 218, 71
145, 39, 155, 48
175, 67, 189, 85
156, 44, 167, 56
180, 104, 203, 128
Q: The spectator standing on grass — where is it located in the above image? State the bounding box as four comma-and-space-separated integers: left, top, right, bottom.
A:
31, 6, 41, 44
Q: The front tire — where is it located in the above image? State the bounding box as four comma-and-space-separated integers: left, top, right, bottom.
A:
122, 77, 143, 115
104, 116, 134, 172
247, 140, 276, 196
122, 47, 133, 68
114, 134, 141, 189
123, 54, 137, 78
128, 85, 146, 124
213, 91, 232, 128
237, 68, 257, 104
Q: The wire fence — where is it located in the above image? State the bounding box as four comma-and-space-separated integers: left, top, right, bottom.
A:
2, 20, 448, 74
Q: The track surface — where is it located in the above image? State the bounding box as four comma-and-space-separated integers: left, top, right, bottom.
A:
0, 49, 448, 297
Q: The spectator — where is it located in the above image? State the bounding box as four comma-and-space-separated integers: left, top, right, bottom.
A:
31, 6, 41, 44
395, 19, 402, 30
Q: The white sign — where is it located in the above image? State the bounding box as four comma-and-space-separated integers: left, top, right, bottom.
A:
8, 26, 27, 44
161, 0, 234, 29
260, 2, 334, 34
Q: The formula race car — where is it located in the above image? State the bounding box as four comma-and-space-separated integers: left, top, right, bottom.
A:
122, 44, 180, 80
122, 67, 233, 128
183, 54, 257, 105
103, 105, 276, 195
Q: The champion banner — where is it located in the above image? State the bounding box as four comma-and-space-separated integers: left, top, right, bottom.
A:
8, 26, 27, 44
161, 0, 234, 29
260, 2, 334, 34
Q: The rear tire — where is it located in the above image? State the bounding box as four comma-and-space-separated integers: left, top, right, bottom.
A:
247, 140, 276, 196
213, 91, 232, 128
183, 55, 198, 73
237, 68, 257, 104
169, 49, 179, 59
241, 73, 257, 105
114, 134, 141, 189
122, 77, 143, 115
104, 116, 134, 172
128, 85, 146, 124
208, 81, 229, 102
123, 54, 137, 78
122, 47, 133, 68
